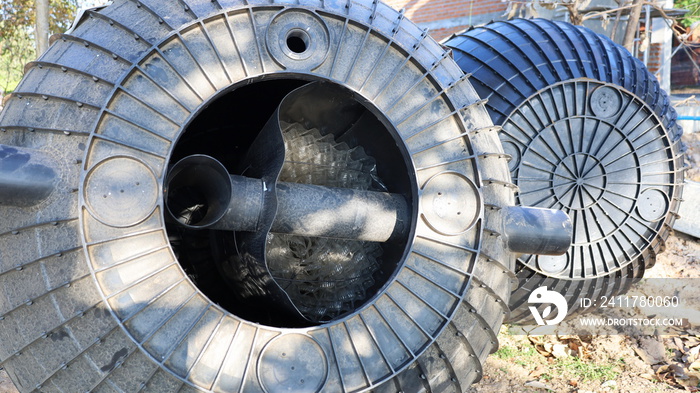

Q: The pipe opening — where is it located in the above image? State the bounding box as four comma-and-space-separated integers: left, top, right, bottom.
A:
286, 29, 309, 54
165, 155, 232, 228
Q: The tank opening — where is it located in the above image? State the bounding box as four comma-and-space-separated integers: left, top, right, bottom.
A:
167, 79, 415, 328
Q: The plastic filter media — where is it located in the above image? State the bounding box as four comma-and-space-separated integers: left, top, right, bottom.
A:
266, 123, 385, 322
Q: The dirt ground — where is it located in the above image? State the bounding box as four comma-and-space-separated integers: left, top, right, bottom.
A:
469, 131, 700, 393
469, 231, 700, 393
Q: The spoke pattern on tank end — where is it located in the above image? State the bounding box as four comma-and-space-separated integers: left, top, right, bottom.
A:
371, 304, 417, 360
85, 228, 165, 249
91, 134, 168, 159
501, 131, 562, 171
174, 31, 218, 92
358, 9, 403, 93
403, 264, 460, 299
183, 314, 226, 380
344, 321, 372, 388
237, 327, 258, 393
369, 30, 430, 102
409, 126, 493, 156
383, 50, 453, 115
112, 274, 190, 326
201, 20, 233, 83
326, 325, 348, 393
208, 318, 241, 391
344, 21, 374, 84
129, 65, 195, 111
415, 235, 479, 256
395, 280, 449, 322
395, 75, 473, 132
357, 313, 397, 376
156, 304, 212, 373
100, 107, 179, 140
412, 248, 472, 287
598, 196, 656, 243
149, 46, 205, 102
246, 7, 266, 75
414, 153, 479, 172
516, 114, 568, 168
519, 161, 562, 179
220, 10, 250, 78
103, 263, 182, 304
555, 117, 577, 165
329, 17, 350, 78
585, 107, 635, 161
381, 297, 429, 342
91, 243, 169, 274
111, 85, 185, 125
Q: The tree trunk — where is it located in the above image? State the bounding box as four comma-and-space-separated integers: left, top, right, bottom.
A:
622, 0, 643, 52
35, 0, 50, 56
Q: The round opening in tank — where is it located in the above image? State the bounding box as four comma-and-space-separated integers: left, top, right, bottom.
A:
165, 78, 416, 328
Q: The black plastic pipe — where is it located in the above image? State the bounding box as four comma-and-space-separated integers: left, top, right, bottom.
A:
0, 144, 56, 207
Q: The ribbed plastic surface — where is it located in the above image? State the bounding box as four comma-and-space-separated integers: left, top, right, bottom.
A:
445, 18, 685, 322
0, 0, 517, 391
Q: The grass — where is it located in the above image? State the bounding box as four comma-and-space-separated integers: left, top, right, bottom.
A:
555, 357, 622, 381
494, 342, 622, 382
494, 345, 520, 359
494, 344, 540, 368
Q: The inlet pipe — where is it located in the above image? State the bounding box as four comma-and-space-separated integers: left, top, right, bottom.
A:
166, 154, 573, 255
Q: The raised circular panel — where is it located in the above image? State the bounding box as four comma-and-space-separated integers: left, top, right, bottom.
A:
266, 9, 330, 70
84, 156, 158, 227
421, 171, 481, 236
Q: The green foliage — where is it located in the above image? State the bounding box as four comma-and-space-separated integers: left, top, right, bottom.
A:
494, 345, 520, 359
0, 25, 34, 94
494, 344, 537, 367
554, 356, 622, 381
676, 0, 700, 28
0, 0, 78, 93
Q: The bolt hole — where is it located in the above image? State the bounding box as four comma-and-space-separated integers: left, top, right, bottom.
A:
286, 30, 309, 54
